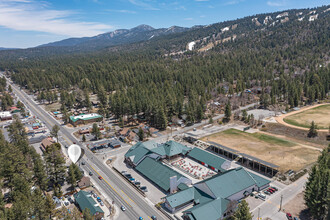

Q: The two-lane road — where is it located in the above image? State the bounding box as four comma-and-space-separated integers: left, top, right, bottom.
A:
5, 75, 166, 220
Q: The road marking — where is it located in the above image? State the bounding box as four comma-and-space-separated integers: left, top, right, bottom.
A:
266, 200, 272, 204
90, 165, 132, 207
121, 190, 137, 205
147, 216, 152, 220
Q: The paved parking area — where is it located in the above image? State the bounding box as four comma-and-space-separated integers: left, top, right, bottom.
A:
112, 151, 166, 205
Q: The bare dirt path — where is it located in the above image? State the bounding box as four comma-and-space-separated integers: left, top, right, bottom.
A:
275, 103, 329, 132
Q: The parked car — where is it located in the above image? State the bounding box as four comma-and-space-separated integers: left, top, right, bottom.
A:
258, 193, 266, 199
264, 190, 270, 195
89, 171, 93, 176
93, 193, 97, 198
68, 197, 73, 204
97, 197, 101, 202
139, 217, 144, 220
134, 182, 141, 186
129, 178, 135, 182
121, 206, 126, 211
151, 216, 157, 220
271, 186, 278, 191
286, 213, 293, 220
140, 186, 148, 192
81, 161, 85, 165
293, 217, 299, 220
100, 201, 104, 206
121, 171, 126, 174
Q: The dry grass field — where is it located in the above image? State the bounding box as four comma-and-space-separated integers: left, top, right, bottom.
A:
283, 104, 330, 129
201, 129, 321, 172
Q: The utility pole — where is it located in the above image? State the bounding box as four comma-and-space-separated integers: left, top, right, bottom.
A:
279, 194, 283, 211
258, 207, 260, 220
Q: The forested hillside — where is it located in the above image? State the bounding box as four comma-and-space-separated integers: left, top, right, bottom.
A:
0, 5, 329, 128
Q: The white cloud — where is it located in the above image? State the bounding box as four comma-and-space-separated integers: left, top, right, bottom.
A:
107, 9, 137, 14
128, 0, 159, 10
223, 0, 245, 6
267, 1, 287, 7
0, 0, 113, 37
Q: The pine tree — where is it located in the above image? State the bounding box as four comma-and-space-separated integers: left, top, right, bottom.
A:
233, 200, 253, 220
92, 123, 101, 140
307, 121, 318, 138
83, 208, 93, 220
304, 145, 329, 219
82, 134, 86, 142
50, 124, 60, 142
138, 127, 144, 141
224, 101, 232, 123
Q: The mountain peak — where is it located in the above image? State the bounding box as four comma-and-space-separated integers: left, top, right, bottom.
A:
131, 24, 155, 31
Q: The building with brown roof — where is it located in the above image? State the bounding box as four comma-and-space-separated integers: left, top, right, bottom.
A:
78, 176, 91, 188
41, 137, 55, 152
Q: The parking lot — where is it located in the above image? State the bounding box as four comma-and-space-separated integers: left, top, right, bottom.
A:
112, 151, 166, 204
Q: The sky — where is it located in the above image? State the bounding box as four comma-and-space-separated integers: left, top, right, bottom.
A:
0, 0, 329, 48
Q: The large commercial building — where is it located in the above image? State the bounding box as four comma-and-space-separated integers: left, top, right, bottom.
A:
164, 167, 270, 219
69, 113, 103, 126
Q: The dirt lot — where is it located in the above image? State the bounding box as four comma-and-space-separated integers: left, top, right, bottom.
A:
201, 129, 321, 172
278, 104, 330, 130
43, 102, 62, 112
264, 123, 328, 148
283, 192, 310, 220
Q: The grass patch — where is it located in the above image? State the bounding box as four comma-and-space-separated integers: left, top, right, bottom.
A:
284, 104, 330, 129
252, 133, 296, 147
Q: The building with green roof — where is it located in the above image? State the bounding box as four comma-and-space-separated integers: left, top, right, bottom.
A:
124, 140, 191, 167
135, 157, 192, 192
164, 167, 270, 219
74, 191, 104, 219
187, 148, 231, 172
69, 113, 103, 126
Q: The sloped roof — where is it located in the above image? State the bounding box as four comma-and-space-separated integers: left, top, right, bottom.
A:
150, 140, 191, 157
183, 197, 230, 220
197, 167, 258, 198
248, 171, 271, 188
70, 113, 102, 122
74, 191, 103, 216
135, 157, 184, 191
165, 187, 214, 208
124, 140, 158, 165
188, 147, 227, 172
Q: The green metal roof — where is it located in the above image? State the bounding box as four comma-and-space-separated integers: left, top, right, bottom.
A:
178, 183, 189, 191
183, 197, 230, 220
125, 143, 151, 165
135, 157, 184, 191
165, 187, 195, 208
188, 147, 227, 172
74, 191, 104, 216
69, 113, 102, 122
150, 140, 191, 157
197, 167, 258, 199
248, 171, 271, 188
165, 186, 213, 208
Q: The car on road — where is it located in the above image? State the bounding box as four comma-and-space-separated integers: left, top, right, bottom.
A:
98, 176, 103, 180
151, 216, 157, 220
121, 206, 126, 211
139, 218, 144, 220
89, 171, 93, 176
81, 161, 85, 165
286, 213, 293, 220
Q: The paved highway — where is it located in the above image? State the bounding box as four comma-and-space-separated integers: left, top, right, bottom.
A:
4, 73, 259, 220
3, 75, 165, 220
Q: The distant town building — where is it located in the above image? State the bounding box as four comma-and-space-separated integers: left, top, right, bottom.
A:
69, 113, 103, 126
0, 111, 12, 121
